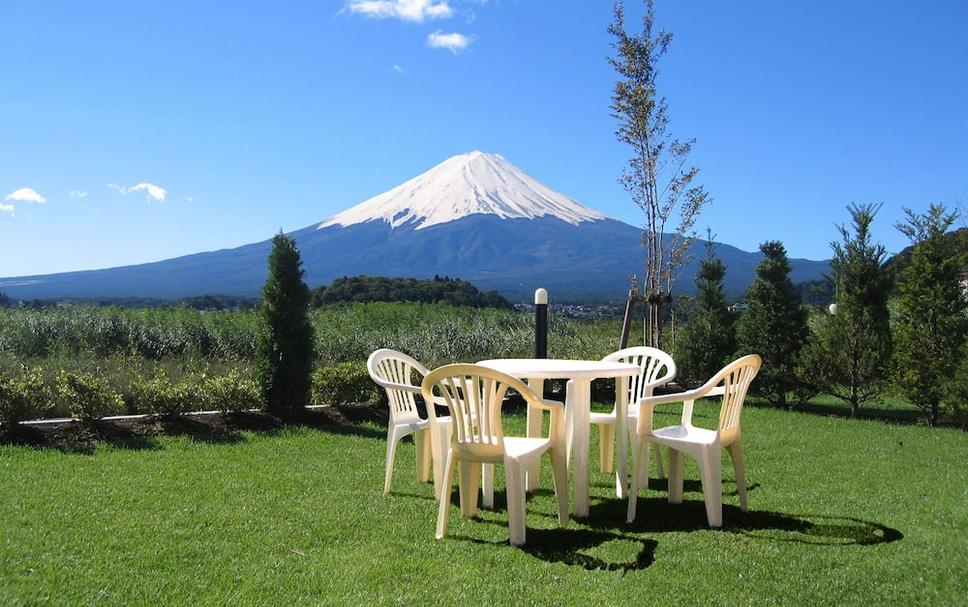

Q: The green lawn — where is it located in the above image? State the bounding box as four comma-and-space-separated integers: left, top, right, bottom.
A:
1, 405, 966, 606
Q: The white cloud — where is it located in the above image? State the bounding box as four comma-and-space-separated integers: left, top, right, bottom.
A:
69, 190, 89, 201
108, 182, 167, 202
185, 195, 195, 203
346, 0, 454, 22
0, 203, 14, 218
427, 30, 472, 53
392, 64, 404, 74
4, 187, 46, 204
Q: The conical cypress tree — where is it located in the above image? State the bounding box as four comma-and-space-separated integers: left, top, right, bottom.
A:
674, 243, 736, 388
799, 204, 893, 418
892, 205, 965, 426
254, 232, 315, 418
736, 241, 808, 408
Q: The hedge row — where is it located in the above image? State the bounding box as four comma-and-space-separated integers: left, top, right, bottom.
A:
1, 363, 383, 429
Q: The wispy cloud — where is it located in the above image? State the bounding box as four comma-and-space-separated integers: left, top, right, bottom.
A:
392, 64, 404, 74
69, 190, 89, 201
427, 30, 472, 53
4, 187, 46, 205
108, 182, 167, 202
0, 203, 14, 218
345, 0, 453, 22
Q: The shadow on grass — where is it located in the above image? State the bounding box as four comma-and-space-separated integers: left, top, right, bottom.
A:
452, 527, 657, 572
584, 497, 902, 546
745, 398, 927, 426
0, 403, 388, 453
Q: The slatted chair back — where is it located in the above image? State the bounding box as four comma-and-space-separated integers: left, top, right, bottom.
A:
422, 364, 540, 461
367, 349, 429, 424
709, 354, 762, 436
603, 346, 676, 404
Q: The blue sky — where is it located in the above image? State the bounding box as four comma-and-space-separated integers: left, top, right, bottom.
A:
1, 0, 966, 277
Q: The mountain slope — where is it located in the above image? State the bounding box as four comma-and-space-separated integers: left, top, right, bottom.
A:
0, 152, 830, 302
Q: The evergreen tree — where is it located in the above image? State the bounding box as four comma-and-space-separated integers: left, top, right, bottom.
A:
674, 240, 736, 388
892, 205, 965, 426
799, 204, 893, 417
736, 241, 808, 408
254, 232, 315, 418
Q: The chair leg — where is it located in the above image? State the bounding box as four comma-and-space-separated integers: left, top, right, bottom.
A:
482, 463, 495, 509
598, 423, 615, 474
458, 461, 481, 518
668, 449, 684, 504
505, 459, 526, 546
436, 451, 456, 539
627, 438, 646, 523
431, 423, 451, 499
414, 429, 431, 484
727, 440, 748, 512
549, 447, 569, 528
698, 447, 723, 528
384, 426, 402, 494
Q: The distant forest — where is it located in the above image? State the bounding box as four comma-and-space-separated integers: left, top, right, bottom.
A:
312, 275, 511, 309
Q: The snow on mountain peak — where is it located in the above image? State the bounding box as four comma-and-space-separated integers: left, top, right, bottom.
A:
318, 151, 606, 231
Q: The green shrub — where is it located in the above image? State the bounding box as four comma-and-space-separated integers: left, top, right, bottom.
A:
0, 366, 51, 428
312, 362, 382, 406
205, 369, 260, 413
57, 371, 125, 422
131, 372, 201, 418
254, 232, 315, 417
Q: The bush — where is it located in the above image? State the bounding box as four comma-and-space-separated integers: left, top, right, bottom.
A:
0, 366, 50, 429
255, 232, 315, 417
312, 363, 382, 406
130, 372, 201, 418
57, 371, 125, 422
205, 369, 260, 413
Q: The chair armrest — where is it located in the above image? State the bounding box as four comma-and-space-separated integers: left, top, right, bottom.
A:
532, 398, 564, 412
377, 380, 421, 394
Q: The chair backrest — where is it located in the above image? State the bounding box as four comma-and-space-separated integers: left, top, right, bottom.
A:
701, 354, 761, 435
367, 349, 429, 424
602, 346, 676, 404
421, 364, 541, 460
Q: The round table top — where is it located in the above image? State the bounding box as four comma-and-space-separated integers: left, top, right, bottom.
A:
476, 358, 640, 380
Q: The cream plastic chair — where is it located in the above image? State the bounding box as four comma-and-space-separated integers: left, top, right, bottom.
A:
423, 364, 568, 546
367, 349, 452, 497
626, 354, 761, 527
590, 347, 675, 480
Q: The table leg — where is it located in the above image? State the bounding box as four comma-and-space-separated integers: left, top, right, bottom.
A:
615, 376, 629, 499
525, 378, 544, 491
569, 378, 592, 518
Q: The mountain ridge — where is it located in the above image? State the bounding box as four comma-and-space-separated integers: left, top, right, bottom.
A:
0, 152, 830, 303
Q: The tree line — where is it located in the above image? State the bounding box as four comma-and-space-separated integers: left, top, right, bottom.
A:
311, 275, 511, 309
673, 203, 967, 426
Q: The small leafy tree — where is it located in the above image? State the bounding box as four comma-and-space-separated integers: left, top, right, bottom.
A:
254, 232, 315, 418
892, 205, 965, 426
674, 238, 736, 388
736, 241, 808, 408
609, 0, 710, 349
799, 204, 893, 417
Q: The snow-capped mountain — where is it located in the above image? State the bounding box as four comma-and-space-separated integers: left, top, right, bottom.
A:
0, 152, 829, 302
319, 151, 605, 230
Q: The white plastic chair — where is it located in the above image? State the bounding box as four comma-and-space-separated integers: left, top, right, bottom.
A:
589, 347, 675, 480
367, 349, 452, 497
627, 354, 761, 527
423, 364, 568, 546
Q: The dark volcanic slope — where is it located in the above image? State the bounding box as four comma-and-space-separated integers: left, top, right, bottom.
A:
0, 216, 828, 302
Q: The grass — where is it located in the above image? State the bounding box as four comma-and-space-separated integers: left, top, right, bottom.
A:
1, 403, 966, 606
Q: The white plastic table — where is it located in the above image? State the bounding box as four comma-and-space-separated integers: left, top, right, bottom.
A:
477, 358, 639, 518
